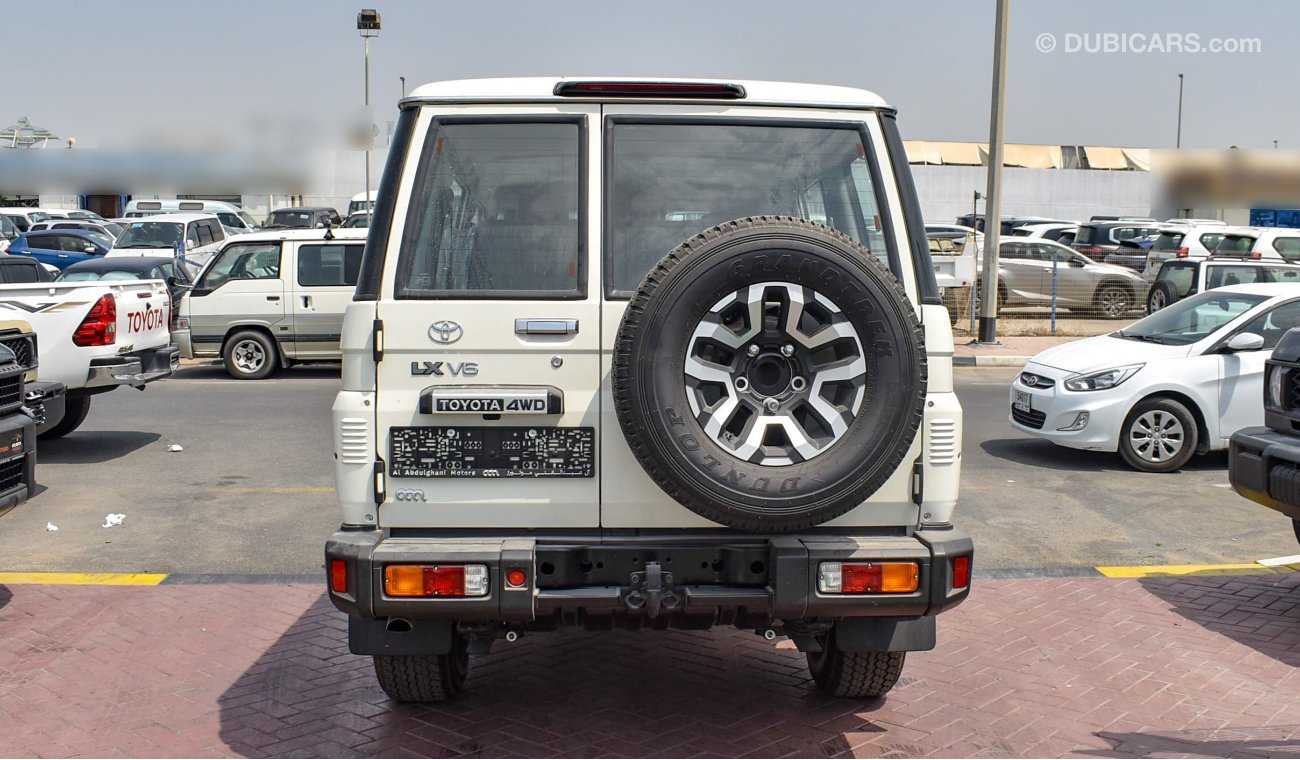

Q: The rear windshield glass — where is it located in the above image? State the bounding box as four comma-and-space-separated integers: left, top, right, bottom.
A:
606, 122, 889, 295
1074, 226, 1097, 245
397, 120, 582, 298
115, 222, 182, 249
266, 210, 317, 228
1156, 261, 1195, 297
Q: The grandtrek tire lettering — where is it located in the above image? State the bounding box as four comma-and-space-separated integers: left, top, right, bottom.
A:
612, 216, 926, 533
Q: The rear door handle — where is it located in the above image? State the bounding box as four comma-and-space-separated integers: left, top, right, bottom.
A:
514, 319, 578, 336
267, 295, 280, 301
301, 295, 312, 308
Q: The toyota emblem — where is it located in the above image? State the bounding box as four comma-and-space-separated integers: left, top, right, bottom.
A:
428, 320, 464, 345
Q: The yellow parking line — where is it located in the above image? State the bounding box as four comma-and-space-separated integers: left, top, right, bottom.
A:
207, 487, 335, 494
0, 572, 167, 585
1096, 563, 1294, 578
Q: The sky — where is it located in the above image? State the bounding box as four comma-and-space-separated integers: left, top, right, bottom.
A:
9, 0, 1298, 151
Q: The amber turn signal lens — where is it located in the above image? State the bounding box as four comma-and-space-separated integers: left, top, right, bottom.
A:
879, 562, 920, 593
384, 565, 427, 597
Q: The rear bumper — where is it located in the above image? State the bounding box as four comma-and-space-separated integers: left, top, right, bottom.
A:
84, 345, 179, 390
326, 527, 973, 632
1229, 426, 1300, 522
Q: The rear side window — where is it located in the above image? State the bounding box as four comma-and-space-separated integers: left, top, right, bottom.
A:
398, 120, 583, 299
1215, 235, 1257, 254
198, 242, 282, 289
2, 263, 41, 283
1272, 237, 1300, 260
606, 121, 889, 295
1266, 266, 1300, 284
1074, 226, 1097, 245
1206, 265, 1265, 289
1199, 233, 1225, 250
298, 244, 364, 287
1153, 232, 1184, 251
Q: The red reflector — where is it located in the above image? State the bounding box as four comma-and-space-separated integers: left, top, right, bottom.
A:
1251, 251, 1261, 259
842, 563, 883, 594
553, 81, 746, 99
330, 560, 348, 593
1176, 247, 1189, 258
506, 568, 527, 587
72, 294, 116, 347
952, 556, 971, 590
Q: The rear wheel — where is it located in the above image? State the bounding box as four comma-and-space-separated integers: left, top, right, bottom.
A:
372, 632, 469, 702
805, 627, 906, 698
1118, 397, 1198, 473
223, 330, 277, 380
38, 394, 90, 440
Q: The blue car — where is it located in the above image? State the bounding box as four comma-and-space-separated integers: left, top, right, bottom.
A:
8, 229, 112, 270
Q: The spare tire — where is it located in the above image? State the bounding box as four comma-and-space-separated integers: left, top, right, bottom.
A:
613, 216, 926, 533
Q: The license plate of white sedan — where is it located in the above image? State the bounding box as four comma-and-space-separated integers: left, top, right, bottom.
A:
1014, 390, 1032, 413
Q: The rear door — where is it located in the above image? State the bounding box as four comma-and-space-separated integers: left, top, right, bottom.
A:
288, 240, 364, 359
374, 106, 601, 529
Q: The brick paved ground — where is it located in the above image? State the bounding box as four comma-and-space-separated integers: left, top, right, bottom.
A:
0, 574, 1296, 758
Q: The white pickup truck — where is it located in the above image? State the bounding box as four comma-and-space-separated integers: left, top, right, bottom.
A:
0, 281, 179, 437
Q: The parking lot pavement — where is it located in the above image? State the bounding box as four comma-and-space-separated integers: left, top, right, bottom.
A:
0, 572, 1296, 758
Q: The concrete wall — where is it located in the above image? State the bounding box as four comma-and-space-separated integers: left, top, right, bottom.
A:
911, 165, 1166, 225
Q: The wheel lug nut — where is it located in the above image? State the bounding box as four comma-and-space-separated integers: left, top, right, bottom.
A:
781, 344, 794, 357
764, 397, 779, 412
747, 345, 760, 357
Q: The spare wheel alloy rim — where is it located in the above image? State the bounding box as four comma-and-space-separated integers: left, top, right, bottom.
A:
683, 281, 867, 466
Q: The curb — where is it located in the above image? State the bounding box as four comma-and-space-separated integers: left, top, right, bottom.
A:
954, 355, 1033, 367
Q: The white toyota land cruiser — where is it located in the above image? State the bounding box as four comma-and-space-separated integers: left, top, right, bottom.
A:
327, 78, 970, 703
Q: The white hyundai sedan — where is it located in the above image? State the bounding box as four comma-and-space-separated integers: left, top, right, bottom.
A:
1009, 283, 1300, 472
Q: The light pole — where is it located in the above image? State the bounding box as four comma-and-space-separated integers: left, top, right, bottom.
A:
400, 76, 406, 98
1176, 73, 1184, 149
358, 8, 381, 223
977, 0, 1009, 345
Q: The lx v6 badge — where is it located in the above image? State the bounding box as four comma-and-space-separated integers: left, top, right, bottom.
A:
411, 361, 479, 377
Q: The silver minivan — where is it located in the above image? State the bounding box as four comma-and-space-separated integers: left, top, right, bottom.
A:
174, 228, 366, 379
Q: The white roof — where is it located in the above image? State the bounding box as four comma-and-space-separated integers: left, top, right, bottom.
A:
123, 212, 218, 224
226, 228, 367, 243
406, 77, 890, 109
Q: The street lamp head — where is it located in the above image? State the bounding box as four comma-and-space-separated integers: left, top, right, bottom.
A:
357, 8, 381, 36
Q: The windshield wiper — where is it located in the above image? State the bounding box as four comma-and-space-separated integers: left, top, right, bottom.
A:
1125, 333, 1171, 344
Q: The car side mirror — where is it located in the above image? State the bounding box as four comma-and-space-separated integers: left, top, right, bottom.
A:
1225, 332, 1265, 352
186, 239, 197, 250
84, 246, 97, 253
1068, 258, 1085, 267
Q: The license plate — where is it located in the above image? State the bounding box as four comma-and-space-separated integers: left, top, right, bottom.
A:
1013, 390, 1032, 413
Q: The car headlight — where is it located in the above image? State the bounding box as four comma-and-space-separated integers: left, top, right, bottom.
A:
1063, 364, 1143, 392
1268, 364, 1287, 408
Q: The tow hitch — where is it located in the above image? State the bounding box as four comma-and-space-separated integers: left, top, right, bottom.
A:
622, 561, 682, 618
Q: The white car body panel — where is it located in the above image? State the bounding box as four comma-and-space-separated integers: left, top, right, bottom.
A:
1010, 286, 1300, 453
0, 281, 172, 390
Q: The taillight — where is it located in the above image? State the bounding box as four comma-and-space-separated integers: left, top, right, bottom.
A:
1086, 247, 1102, 254
1251, 251, 1261, 259
818, 562, 919, 594
952, 556, 971, 590
383, 564, 489, 597
72, 294, 116, 347
1176, 247, 1189, 258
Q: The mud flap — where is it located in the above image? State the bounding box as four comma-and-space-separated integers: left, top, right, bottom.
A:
349, 617, 455, 656
834, 616, 936, 653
